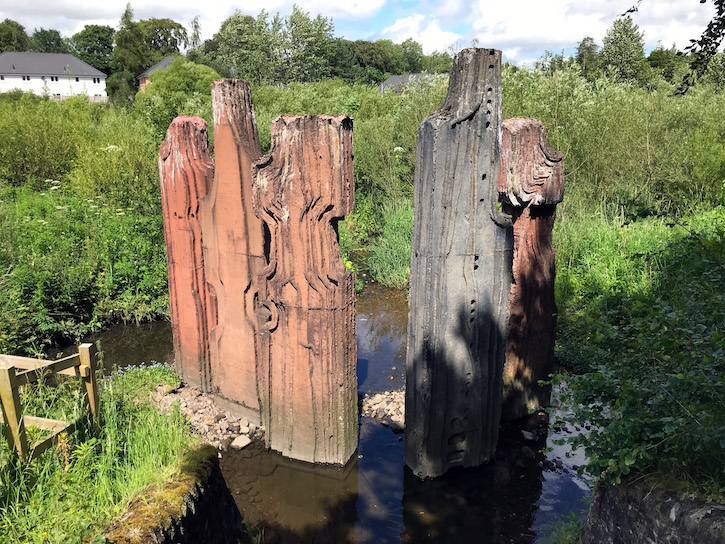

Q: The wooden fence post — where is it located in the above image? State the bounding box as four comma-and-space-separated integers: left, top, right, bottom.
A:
78, 343, 99, 421
0, 366, 29, 459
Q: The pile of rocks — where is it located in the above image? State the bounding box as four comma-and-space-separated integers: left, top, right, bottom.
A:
153, 384, 264, 451
361, 389, 405, 432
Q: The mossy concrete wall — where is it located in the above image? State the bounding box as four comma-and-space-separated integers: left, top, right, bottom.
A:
580, 480, 725, 544
104, 445, 243, 544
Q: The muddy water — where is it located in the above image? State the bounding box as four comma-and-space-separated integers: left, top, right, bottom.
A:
91, 283, 591, 543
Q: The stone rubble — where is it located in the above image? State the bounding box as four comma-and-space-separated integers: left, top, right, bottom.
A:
152, 384, 264, 451
361, 389, 405, 432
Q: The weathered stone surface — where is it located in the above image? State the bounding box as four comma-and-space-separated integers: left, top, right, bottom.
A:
253, 115, 357, 465
405, 48, 513, 479
159, 116, 214, 390
200, 80, 266, 416
580, 480, 725, 544
497, 117, 564, 421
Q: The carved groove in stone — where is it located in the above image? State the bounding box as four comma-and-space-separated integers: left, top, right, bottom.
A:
253, 115, 357, 465
405, 49, 513, 479
159, 116, 214, 390
498, 117, 564, 421
199, 79, 266, 413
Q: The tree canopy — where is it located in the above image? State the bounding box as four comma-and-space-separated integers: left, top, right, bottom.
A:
30, 28, 68, 53
600, 16, 647, 83
0, 19, 30, 53
70, 25, 115, 74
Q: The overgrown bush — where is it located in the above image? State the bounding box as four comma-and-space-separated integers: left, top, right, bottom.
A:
554, 208, 725, 499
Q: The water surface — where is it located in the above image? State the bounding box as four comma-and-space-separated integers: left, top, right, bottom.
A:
89, 283, 590, 543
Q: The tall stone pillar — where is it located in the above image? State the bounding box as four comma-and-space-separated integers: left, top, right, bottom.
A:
199, 80, 266, 416
498, 117, 564, 421
405, 49, 513, 479
253, 115, 357, 465
159, 117, 214, 389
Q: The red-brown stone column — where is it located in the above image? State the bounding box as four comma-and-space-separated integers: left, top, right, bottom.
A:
199, 80, 266, 417
159, 117, 214, 389
497, 117, 564, 421
253, 115, 357, 465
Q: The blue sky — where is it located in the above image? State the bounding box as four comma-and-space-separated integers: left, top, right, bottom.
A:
0, 0, 716, 66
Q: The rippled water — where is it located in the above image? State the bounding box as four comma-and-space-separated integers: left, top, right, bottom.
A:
88, 283, 591, 543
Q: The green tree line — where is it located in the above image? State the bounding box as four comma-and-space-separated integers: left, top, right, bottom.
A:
0, 3, 454, 103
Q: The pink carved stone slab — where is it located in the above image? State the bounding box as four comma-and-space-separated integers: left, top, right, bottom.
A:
159, 116, 214, 389
199, 80, 266, 415
253, 115, 357, 465
498, 117, 564, 421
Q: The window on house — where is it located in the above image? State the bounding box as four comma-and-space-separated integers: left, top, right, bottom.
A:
75, 77, 79, 82
0, 75, 4, 80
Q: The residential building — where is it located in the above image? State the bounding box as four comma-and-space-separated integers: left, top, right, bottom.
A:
0, 52, 107, 100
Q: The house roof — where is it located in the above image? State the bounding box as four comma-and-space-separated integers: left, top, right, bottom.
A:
139, 55, 177, 79
0, 52, 105, 78
378, 73, 437, 92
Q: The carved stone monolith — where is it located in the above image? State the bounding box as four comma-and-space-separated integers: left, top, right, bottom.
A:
159, 116, 214, 389
498, 117, 564, 421
199, 80, 266, 417
253, 115, 357, 465
405, 49, 513, 479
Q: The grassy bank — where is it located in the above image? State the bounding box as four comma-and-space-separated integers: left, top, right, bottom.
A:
0, 362, 196, 544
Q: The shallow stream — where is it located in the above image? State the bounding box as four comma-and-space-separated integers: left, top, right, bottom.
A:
87, 282, 591, 543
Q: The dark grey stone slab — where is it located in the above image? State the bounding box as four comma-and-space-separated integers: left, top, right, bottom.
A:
405, 48, 513, 479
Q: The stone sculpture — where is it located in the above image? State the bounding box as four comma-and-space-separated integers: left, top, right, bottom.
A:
253, 115, 357, 465
405, 49, 514, 479
159, 117, 214, 389
498, 117, 564, 421
200, 80, 266, 415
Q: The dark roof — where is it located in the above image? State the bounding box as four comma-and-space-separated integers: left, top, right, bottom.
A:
139, 55, 177, 79
378, 73, 437, 92
0, 52, 105, 77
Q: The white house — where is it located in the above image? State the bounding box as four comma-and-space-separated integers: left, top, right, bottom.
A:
0, 52, 107, 101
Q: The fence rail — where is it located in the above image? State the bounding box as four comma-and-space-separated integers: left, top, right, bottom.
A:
0, 343, 99, 461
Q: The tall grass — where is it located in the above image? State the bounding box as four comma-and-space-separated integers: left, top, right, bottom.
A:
0, 363, 195, 544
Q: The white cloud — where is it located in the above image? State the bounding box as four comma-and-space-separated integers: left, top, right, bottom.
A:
467, 0, 715, 64
380, 14, 461, 53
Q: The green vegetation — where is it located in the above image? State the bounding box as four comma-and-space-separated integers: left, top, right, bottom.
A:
543, 512, 581, 544
0, 363, 196, 543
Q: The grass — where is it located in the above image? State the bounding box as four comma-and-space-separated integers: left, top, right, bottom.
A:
0, 361, 197, 544
542, 512, 581, 544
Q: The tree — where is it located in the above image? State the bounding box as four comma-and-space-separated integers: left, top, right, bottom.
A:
107, 4, 147, 103
70, 25, 115, 74
107, 4, 188, 103
280, 6, 334, 83
600, 16, 647, 83
30, 28, 68, 53
135, 56, 220, 136
422, 51, 453, 73
576, 36, 600, 78
648, 43, 688, 85
188, 16, 202, 50
137, 18, 187, 65
401, 38, 423, 73
329, 39, 358, 81
0, 19, 30, 52
191, 10, 280, 83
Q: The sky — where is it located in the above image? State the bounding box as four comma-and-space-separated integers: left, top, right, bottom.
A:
0, 0, 716, 66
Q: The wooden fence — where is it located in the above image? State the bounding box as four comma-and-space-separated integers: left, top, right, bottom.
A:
0, 343, 99, 461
